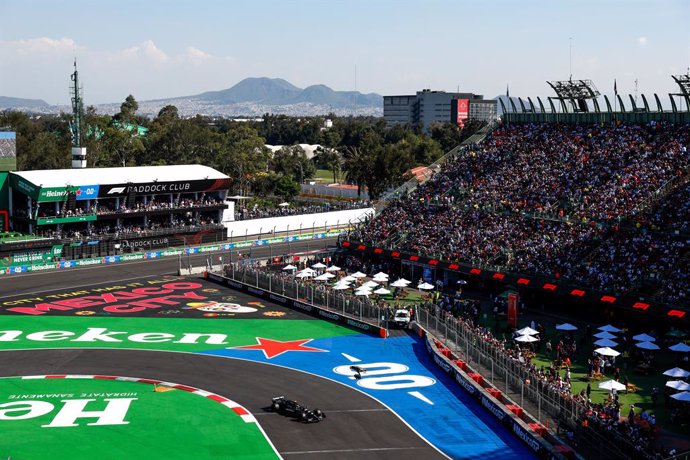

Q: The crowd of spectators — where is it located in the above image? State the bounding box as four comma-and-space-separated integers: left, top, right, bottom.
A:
236, 199, 370, 220
352, 122, 690, 306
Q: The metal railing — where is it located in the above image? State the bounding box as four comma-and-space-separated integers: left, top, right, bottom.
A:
220, 265, 383, 326
416, 307, 666, 460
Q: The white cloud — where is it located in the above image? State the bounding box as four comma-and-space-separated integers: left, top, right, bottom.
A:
637, 36, 648, 46
1, 37, 78, 56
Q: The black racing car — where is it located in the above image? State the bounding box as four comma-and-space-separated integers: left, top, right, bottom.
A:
270, 396, 326, 423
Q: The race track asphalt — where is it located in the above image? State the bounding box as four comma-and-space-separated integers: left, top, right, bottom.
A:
0, 349, 445, 460
0, 238, 447, 459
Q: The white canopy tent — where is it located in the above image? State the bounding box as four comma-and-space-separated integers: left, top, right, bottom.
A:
663, 367, 690, 378
515, 326, 539, 336
418, 282, 435, 290
515, 334, 539, 343
599, 380, 626, 392
594, 347, 620, 357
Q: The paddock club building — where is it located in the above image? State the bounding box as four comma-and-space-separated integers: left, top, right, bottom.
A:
2, 164, 231, 262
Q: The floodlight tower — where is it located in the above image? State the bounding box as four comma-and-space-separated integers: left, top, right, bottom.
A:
671, 73, 690, 111
70, 60, 87, 168
546, 79, 601, 113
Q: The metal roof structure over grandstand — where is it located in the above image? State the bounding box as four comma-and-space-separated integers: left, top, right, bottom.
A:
11, 164, 228, 188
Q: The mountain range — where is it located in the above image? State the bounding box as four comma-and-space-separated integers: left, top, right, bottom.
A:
0, 77, 383, 117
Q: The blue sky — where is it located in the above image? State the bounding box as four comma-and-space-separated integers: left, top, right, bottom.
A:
1, 0, 689, 105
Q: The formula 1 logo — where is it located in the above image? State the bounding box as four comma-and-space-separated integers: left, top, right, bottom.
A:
107, 187, 127, 195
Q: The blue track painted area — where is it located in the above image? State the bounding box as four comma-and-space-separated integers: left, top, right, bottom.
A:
200, 333, 535, 460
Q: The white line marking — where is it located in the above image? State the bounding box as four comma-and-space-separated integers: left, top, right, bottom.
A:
408, 391, 434, 405
341, 353, 361, 362
282, 447, 431, 455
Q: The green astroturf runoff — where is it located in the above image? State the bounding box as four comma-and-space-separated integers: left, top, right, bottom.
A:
0, 377, 278, 460
0, 316, 359, 352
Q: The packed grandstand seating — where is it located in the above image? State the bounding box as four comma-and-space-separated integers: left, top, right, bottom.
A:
351, 122, 690, 307
33, 196, 225, 218
235, 199, 370, 220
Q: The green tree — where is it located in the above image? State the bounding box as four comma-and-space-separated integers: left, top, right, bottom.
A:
116, 95, 139, 123
274, 174, 301, 200
269, 144, 315, 183
343, 146, 370, 198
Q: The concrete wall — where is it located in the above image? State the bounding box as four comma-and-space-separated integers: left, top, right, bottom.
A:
222, 208, 374, 238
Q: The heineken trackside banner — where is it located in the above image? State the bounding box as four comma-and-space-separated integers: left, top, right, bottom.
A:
37, 215, 97, 225
37, 185, 100, 203
0, 245, 63, 269
97, 178, 231, 198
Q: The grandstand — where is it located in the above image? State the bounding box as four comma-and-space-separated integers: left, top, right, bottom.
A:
343, 78, 690, 325
2, 164, 230, 264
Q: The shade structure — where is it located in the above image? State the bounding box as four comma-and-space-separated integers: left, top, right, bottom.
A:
671, 391, 690, 401
372, 275, 389, 282
594, 347, 620, 357
282, 264, 297, 271
666, 329, 688, 339
516, 326, 539, 336
355, 290, 372, 296
417, 282, 434, 290
341, 275, 357, 282
351, 271, 367, 278
636, 341, 660, 350
666, 381, 690, 391
300, 267, 316, 273
321, 272, 335, 278
593, 331, 617, 340
594, 338, 619, 348
326, 265, 341, 272
278, 202, 290, 207
331, 284, 350, 290
633, 333, 656, 342
373, 272, 389, 279
598, 324, 622, 333
311, 262, 327, 269
670, 343, 690, 353
457, 279, 468, 285
663, 367, 690, 378
295, 271, 313, 279
599, 380, 626, 392
313, 273, 332, 281
556, 323, 578, 331
373, 287, 391, 295
515, 334, 539, 343
390, 279, 411, 287
362, 280, 379, 288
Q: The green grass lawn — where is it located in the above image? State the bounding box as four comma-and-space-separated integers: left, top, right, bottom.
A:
313, 169, 344, 183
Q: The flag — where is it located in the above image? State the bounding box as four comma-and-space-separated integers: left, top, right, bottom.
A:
506, 84, 510, 98
614, 79, 617, 95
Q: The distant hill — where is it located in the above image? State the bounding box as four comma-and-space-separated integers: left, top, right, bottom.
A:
193, 77, 382, 111
0, 96, 50, 109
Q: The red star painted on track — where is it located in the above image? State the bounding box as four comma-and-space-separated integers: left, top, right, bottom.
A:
232, 337, 328, 359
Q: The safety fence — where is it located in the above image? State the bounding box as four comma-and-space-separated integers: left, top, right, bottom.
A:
416, 307, 664, 460
218, 265, 383, 327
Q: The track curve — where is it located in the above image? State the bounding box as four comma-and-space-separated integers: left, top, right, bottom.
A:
0, 349, 446, 460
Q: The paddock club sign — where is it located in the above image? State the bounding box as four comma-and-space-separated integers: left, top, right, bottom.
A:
340, 240, 690, 324
97, 178, 231, 198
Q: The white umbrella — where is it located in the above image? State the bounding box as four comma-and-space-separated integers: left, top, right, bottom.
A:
362, 280, 379, 288
515, 334, 539, 343
321, 272, 335, 278
373, 271, 389, 279
670, 343, 690, 353
331, 284, 350, 290
666, 381, 690, 391
311, 262, 327, 269
594, 338, 619, 348
278, 202, 290, 207
282, 264, 297, 271
599, 380, 627, 392
296, 271, 313, 279
390, 279, 411, 287
313, 273, 332, 281
355, 290, 372, 296
300, 267, 316, 274
351, 271, 367, 278
556, 323, 578, 331
396, 277, 412, 284
342, 275, 357, 282
598, 324, 622, 333
417, 282, 434, 290
594, 347, 620, 357
636, 341, 660, 350
372, 275, 389, 282
516, 326, 539, 336
664, 367, 690, 378
374, 287, 391, 295
671, 391, 690, 402
326, 265, 341, 272
593, 331, 617, 340
633, 333, 656, 342
457, 279, 468, 285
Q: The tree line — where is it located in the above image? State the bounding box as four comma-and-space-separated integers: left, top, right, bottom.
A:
0, 95, 483, 200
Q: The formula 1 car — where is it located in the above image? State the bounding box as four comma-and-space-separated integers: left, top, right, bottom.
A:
270, 396, 326, 423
